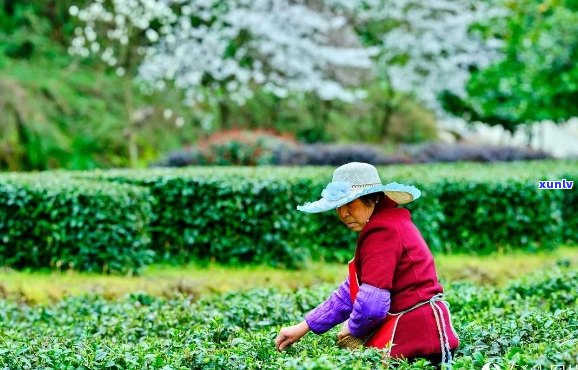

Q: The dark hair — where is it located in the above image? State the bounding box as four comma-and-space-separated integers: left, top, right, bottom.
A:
359, 192, 383, 207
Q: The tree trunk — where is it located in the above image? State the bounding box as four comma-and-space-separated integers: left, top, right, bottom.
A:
526, 123, 534, 147
11, 103, 40, 170
321, 99, 332, 128
218, 99, 230, 130
380, 101, 393, 140
374, 74, 397, 142
123, 76, 138, 168
377, 82, 396, 141
270, 95, 280, 131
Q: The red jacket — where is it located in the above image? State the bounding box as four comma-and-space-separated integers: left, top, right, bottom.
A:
354, 197, 459, 358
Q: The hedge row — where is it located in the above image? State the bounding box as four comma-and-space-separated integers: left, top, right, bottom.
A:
0, 175, 153, 274
0, 160, 576, 272
74, 160, 577, 267
74, 168, 322, 267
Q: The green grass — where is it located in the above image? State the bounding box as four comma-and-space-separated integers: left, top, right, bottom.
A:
1, 246, 577, 304
0, 54, 198, 170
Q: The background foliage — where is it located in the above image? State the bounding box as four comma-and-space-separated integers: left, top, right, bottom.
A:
5, 0, 575, 171
441, 0, 578, 131
153, 131, 552, 167
0, 0, 441, 171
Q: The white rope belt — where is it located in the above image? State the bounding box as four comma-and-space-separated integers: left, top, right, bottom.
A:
389, 293, 453, 368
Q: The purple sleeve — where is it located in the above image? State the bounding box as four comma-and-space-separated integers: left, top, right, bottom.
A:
304, 278, 353, 334
347, 284, 391, 338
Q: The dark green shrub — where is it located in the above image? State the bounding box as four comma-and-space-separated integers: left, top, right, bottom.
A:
74, 161, 577, 267
76, 168, 320, 267
0, 160, 573, 271
0, 174, 154, 273
437, 180, 564, 253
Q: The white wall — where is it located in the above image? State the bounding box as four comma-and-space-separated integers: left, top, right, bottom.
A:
440, 118, 578, 158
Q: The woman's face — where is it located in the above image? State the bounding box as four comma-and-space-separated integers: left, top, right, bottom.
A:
336, 198, 375, 232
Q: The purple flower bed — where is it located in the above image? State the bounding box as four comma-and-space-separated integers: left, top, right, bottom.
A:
401, 143, 551, 163
152, 142, 552, 167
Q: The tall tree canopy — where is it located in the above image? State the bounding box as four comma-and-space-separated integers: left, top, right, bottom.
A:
441, 0, 578, 132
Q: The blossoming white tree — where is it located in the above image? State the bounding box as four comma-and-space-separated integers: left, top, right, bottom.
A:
69, 0, 377, 160
69, 0, 507, 151
68, 0, 177, 77
137, 0, 375, 106
331, 0, 506, 111
68, 0, 178, 167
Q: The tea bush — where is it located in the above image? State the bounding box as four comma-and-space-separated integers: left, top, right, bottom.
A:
0, 267, 576, 369
0, 174, 154, 273
74, 167, 320, 266
75, 161, 577, 266
0, 161, 575, 271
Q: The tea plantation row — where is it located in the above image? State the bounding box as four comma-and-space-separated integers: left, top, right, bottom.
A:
0, 161, 576, 273
0, 267, 576, 369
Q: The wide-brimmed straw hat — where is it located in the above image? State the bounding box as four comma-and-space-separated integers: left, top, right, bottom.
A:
297, 162, 421, 213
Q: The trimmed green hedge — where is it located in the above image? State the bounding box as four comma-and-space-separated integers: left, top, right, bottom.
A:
0, 174, 154, 274
73, 160, 577, 267
0, 161, 575, 271
74, 169, 324, 267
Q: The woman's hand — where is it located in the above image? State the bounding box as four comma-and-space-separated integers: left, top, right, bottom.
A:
275, 321, 310, 351
337, 320, 351, 340
336, 321, 364, 349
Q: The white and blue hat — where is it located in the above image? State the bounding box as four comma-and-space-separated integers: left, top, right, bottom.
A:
297, 162, 421, 213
